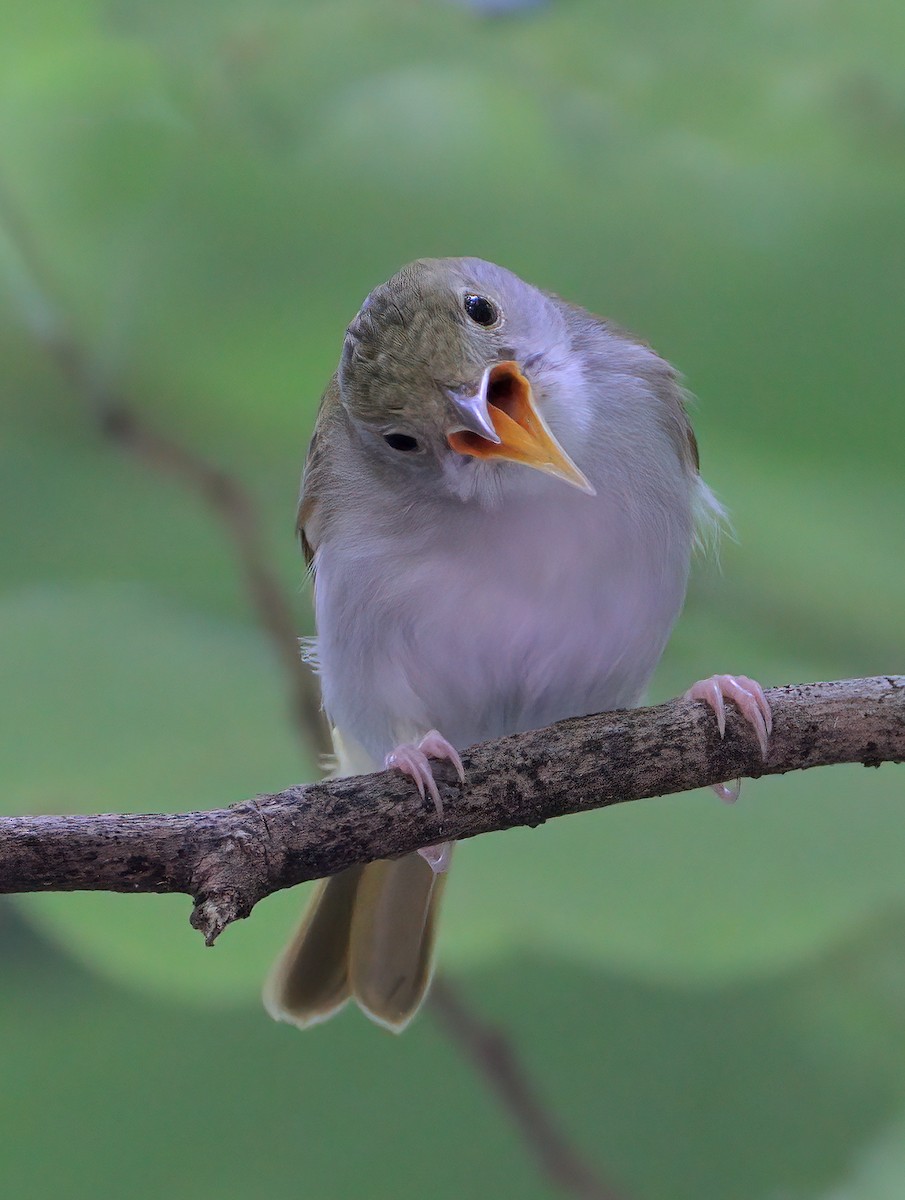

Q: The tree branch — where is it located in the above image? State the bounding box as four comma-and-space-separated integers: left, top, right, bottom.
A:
2, 676, 901, 944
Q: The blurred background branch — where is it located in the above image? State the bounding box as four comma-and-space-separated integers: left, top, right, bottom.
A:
429, 975, 622, 1200
0, 175, 330, 762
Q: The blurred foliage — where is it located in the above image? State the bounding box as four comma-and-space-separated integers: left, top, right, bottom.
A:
1, 0, 903, 1198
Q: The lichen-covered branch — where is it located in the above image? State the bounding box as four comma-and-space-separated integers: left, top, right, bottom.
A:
1, 676, 901, 945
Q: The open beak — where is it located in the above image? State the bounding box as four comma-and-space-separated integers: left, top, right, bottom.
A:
446, 362, 595, 494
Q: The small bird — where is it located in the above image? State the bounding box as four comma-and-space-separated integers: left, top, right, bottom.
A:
263, 257, 771, 1032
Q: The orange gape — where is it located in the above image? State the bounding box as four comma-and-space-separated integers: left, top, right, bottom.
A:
447, 362, 592, 492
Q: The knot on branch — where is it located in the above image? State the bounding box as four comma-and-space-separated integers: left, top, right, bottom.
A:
188, 815, 275, 943
190, 891, 250, 946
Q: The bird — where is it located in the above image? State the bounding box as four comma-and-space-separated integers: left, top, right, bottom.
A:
263, 256, 771, 1032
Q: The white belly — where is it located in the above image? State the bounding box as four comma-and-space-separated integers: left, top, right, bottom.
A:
314, 483, 691, 765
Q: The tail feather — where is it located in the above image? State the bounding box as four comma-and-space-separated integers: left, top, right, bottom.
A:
263, 853, 446, 1032
264, 727, 446, 1032
350, 853, 446, 1032
263, 864, 364, 1028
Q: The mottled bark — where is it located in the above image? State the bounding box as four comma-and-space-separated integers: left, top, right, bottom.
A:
1, 676, 902, 945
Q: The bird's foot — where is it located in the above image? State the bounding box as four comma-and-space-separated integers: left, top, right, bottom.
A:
384, 730, 465, 816
417, 841, 454, 874
384, 731, 464, 875
684, 674, 773, 803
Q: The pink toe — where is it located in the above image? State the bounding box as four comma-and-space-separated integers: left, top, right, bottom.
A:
385, 748, 427, 802
418, 841, 453, 874
740, 676, 773, 735
685, 677, 727, 738
711, 779, 741, 804
418, 730, 466, 784
726, 678, 770, 758
686, 673, 772, 760
418, 760, 444, 818
385, 742, 446, 816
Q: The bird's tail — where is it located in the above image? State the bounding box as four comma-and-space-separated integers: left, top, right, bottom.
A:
263, 852, 447, 1031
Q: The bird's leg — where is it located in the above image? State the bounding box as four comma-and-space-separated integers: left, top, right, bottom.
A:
684, 674, 773, 803
384, 730, 464, 875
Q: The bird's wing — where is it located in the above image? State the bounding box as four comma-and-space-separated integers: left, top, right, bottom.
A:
297, 373, 342, 569
549, 292, 701, 479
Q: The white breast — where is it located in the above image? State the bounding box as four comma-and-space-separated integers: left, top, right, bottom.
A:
313, 469, 694, 766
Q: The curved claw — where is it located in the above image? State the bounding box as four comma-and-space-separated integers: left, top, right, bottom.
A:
385, 731, 464, 817
685, 673, 773, 802
385, 746, 434, 806
685, 673, 772, 758
417, 731, 465, 785
384, 728, 465, 870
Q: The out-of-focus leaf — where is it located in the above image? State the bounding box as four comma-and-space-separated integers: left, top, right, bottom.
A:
0, 583, 313, 1002
817, 1116, 905, 1200
7, 907, 905, 1200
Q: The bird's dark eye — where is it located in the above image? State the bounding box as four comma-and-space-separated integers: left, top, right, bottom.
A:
463, 294, 498, 327
383, 432, 420, 452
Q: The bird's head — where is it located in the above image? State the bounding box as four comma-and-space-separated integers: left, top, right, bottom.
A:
337, 257, 594, 502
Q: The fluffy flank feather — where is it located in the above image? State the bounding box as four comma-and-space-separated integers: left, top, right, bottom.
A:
693, 476, 731, 556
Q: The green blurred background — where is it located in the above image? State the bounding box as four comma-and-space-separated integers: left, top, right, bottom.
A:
1, 1, 903, 1197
